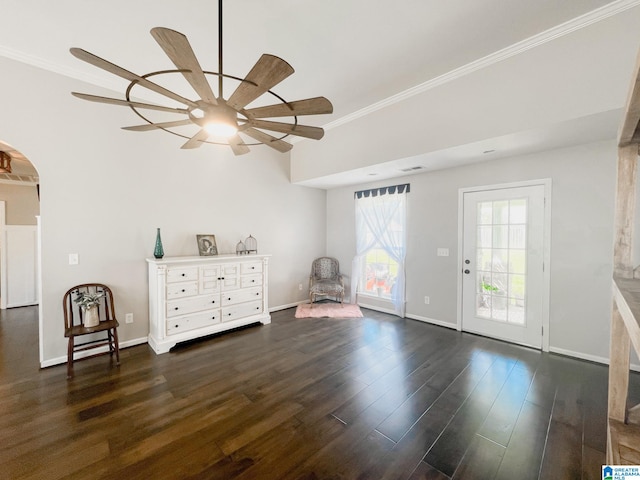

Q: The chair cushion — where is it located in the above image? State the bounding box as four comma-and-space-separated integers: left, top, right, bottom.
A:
310, 279, 344, 295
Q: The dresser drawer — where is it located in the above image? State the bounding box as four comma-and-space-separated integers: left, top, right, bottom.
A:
240, 274, 262, 288
166, 281, 198, 300
221, 287, 262, 306
167, 310, 220, 335
241, 262, 262, 274
221, 300, 263, 322
167, 267, 198, 283
167, 294, 219, 318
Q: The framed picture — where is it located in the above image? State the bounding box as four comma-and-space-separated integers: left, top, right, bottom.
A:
196, 234, 218, 256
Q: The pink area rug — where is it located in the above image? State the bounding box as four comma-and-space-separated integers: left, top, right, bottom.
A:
295, 303, 363, 319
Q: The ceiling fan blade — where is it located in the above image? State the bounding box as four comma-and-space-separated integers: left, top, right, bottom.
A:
250, 120, 324, 140
181, 129, 209, 149
226, 54, 294, 110
70, 47, 199, 108
72, 92, 189, 114
150, 27, 218, 105
228, 135, 250, 156
243, 128, 293, 153
122, 119, 194, 131
244, 97, 333, 119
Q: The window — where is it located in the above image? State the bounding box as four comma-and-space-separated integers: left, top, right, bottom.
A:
352, 184, 409, 317
361, 248, 399, 299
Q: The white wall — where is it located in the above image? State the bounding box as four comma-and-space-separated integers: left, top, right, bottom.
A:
0, 56, 327, 365
327, 140, 617, 362
0, 183, 39, 225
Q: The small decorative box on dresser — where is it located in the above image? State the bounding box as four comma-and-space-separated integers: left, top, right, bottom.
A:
146, 254, 271, 354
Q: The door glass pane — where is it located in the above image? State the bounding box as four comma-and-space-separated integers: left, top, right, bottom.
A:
509, 225, 526, 249
478, 226, 492, 248
493, 201, 509, 224
508, 250, 526, 274
475, 198, 528, 323
493, 226, 508, 249
477, 249, 492, 270
477, 294, 490, 318
477, 272, 490, 294
492, 249, 509, 272
478, 202, 493, 224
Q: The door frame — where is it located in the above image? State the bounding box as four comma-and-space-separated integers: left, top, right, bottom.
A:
456, 179, 552, 352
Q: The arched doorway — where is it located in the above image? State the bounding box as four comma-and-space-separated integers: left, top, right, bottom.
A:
0, 140, 41, 363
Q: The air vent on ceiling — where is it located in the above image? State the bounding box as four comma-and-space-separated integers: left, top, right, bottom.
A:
399, 166, 424, 172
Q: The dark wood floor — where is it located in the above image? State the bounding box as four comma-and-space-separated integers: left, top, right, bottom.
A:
1, 305, 639, 480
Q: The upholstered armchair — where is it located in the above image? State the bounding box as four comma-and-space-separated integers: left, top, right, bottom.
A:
309, 257, 344, 304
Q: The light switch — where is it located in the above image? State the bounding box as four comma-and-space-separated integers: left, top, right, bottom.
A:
69, 253, 79, 265
437, 248, 449, 257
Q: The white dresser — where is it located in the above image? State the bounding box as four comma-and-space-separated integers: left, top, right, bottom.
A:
146, 254, 271, 354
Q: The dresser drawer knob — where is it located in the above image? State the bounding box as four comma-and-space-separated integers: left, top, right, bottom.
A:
251, 266, 255, 270
256, 307, 260, 310
181, 273, 186, 277
227, 297, 231, 301
175, 324, 179, 328
174, 307, 179, 310
251, 280, 255, 283
256, 293, 260, 296
227, 313, 232, 316
181, 289, 185, 292
212, 300, 216, 304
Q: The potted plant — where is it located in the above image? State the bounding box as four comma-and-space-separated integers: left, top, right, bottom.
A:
74, 290, 105, 327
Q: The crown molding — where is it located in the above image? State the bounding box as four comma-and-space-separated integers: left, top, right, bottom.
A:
0, 45, 124, 93
323, 0, 640, 132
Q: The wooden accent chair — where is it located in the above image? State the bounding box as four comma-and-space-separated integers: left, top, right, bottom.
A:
309, 257, 344, 304
63, 283, 120, 379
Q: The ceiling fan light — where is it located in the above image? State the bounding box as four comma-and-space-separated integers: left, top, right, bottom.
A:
204, 121, 238, 138
203, 108, 238, 138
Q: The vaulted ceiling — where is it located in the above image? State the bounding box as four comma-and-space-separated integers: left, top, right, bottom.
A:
1, 0, 639, 186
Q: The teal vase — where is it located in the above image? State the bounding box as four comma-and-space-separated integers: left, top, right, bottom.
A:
154, 228, 164, 259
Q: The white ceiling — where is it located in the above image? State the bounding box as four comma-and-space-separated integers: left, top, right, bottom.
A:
0, 0, 637, 185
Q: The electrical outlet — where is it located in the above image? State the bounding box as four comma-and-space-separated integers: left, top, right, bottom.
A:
424, 296, 430, 304
299, 283, 303, 291
68, 253, 79, 265
125, 313, 133, 324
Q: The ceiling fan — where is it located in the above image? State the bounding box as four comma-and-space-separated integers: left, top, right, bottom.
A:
70, 0, 333, 155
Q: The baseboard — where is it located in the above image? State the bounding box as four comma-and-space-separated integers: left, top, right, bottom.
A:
40, 336, 149, 368
270, 300, 309, 312
357, 302, 396, 315
549, 346, 640, 372
406, 313, 458, 330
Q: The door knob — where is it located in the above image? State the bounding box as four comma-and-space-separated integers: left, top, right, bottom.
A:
464, 269, 470, 274
465, 259, 470, 264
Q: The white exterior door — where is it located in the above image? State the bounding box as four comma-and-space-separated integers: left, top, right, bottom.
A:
461, 184, 547, 349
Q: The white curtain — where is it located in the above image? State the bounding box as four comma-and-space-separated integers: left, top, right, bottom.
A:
351, 184, 408, 317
